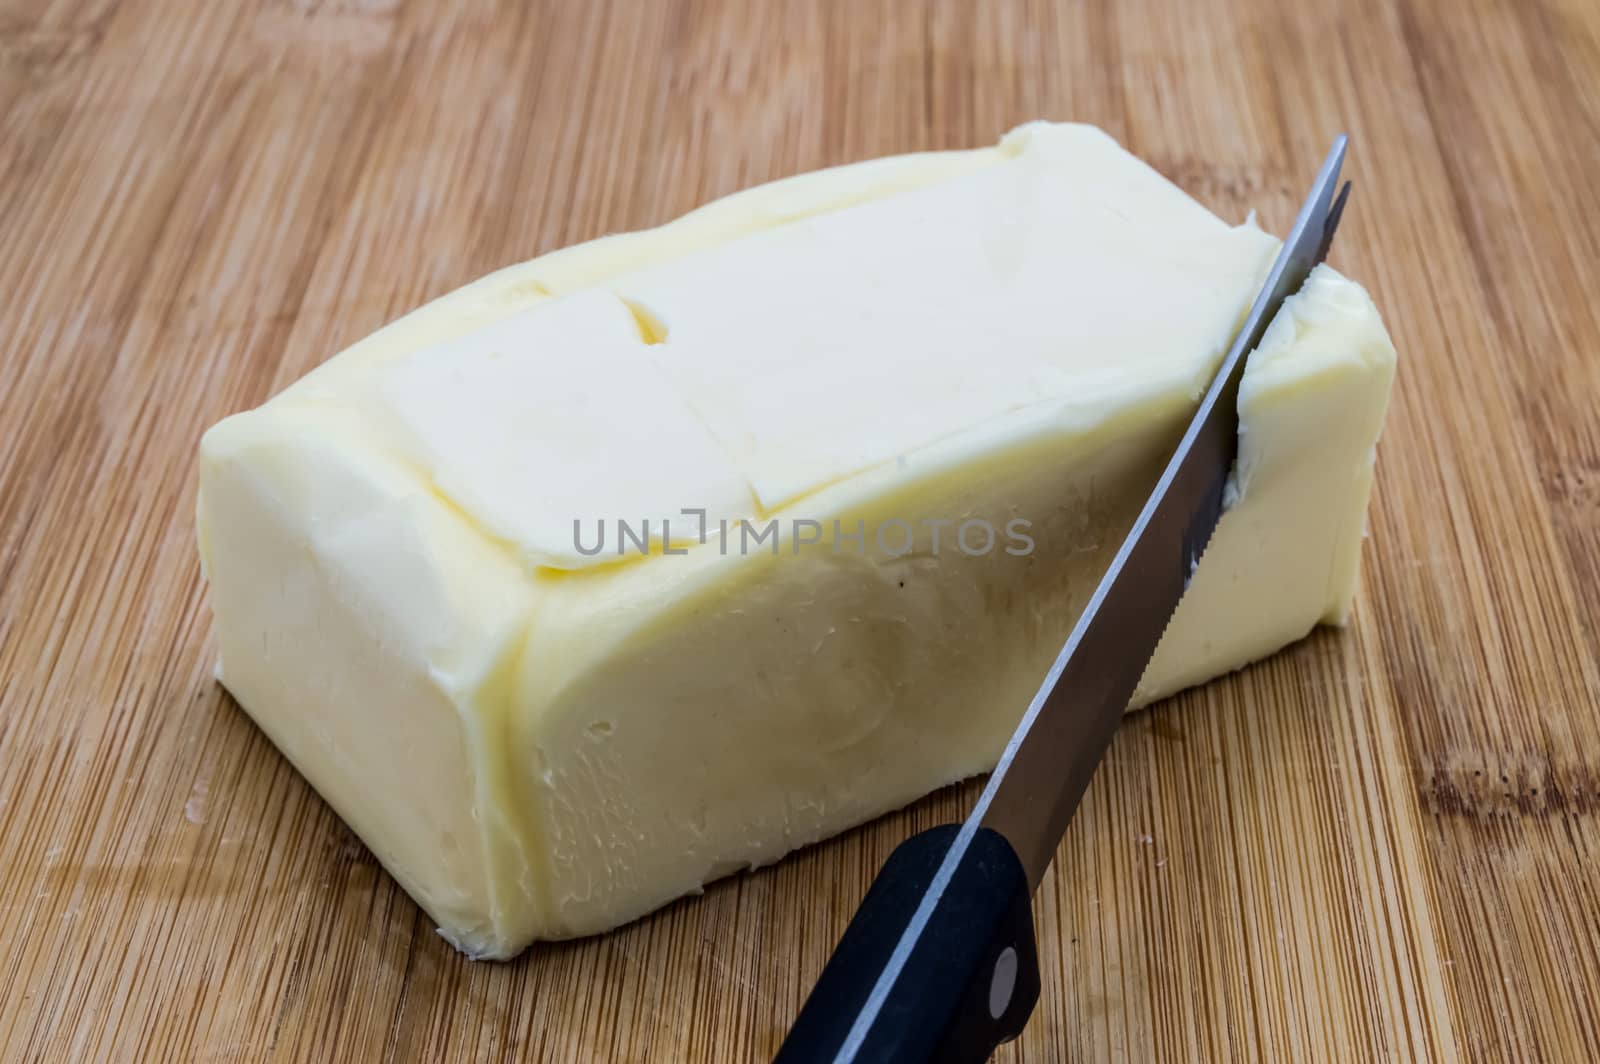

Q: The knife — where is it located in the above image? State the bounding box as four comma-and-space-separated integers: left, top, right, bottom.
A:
774, 136, 1352, 1064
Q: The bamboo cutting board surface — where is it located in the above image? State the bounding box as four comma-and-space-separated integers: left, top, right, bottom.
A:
3, 0, 1598, 1059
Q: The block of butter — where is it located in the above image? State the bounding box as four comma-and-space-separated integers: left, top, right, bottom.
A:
197, 122, 1396, 958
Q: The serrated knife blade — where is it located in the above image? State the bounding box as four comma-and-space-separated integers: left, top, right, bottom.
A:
975, 135, 1351, 886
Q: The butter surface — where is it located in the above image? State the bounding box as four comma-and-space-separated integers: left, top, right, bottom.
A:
197, 123, 1395, 957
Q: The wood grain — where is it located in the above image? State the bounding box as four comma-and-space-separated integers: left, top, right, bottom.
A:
2, 0, 1597, 1059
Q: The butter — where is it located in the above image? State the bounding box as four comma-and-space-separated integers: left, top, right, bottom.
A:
196, 122, 1396, 957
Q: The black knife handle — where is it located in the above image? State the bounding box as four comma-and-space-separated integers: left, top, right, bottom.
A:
774, 825, 1040, 1064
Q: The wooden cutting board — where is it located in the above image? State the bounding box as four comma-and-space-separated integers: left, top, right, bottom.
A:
3, 0, 1597, 1059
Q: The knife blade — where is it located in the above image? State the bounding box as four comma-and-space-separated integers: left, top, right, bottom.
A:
775, 135, 1352, 1064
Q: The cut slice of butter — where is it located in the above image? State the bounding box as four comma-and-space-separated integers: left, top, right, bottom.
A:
196, 122, 1396, 958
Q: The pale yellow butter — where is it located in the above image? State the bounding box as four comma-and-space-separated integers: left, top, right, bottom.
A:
197, 122, 1396, 957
